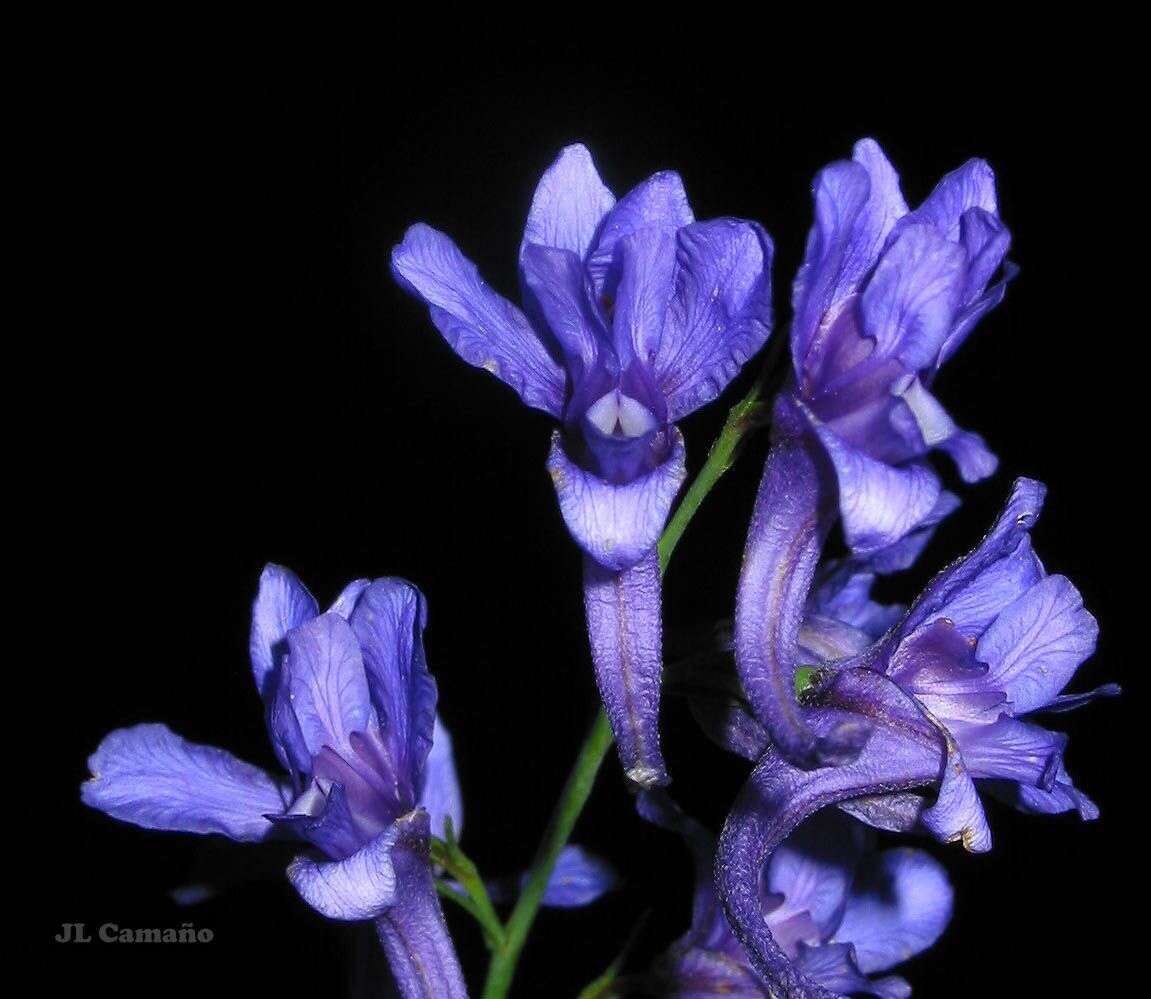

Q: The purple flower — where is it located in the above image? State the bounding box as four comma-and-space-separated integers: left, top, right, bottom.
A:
717, 480, 1116, 995
392, 144, 773, 786
734, 139, 1011, 769
642, 795, 951, 998
83, 566, 467, 999
791, 138, 1011, 553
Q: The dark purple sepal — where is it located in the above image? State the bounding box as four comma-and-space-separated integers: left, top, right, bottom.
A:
583, 550, 669, 788
734, 413, 870, 770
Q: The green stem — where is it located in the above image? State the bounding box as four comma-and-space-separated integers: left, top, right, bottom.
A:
436, 879, 506, 950
481, 383, 768, 998
658, 383, 765, 572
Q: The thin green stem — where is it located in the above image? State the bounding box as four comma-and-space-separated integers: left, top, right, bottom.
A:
431, 826, 506, 950
436, 879, 506, 950
481, 380, 770, 997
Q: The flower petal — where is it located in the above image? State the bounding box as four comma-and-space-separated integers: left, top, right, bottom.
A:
391, 223, 566, 416
658, 219, 774, 420
272, 781, 365, 860
328, 578, 370, 618
587, 170, 694, 295
892, 377, 998, 483
283, 613, 375, 760
547, 427, 685, 571
349, 578, 438, 807
809, 417, 943, 557
791, 158, 872, 375
419, 715, 463, 840
766, 812, 868, 940
584, 551, 668, 788
860, 223, 966, 372
521, 143, 615, 259
250, 564, 319, 700
904, 477, 1047, 636
835, 847, 953, 974
976, 574, 1098, 714
538, 845, 620, 907
904, 158, 998, 243
520, 242, 606, 380
794, 942, 898, 998
288, 819, 403, 920
82, 723, 288, 841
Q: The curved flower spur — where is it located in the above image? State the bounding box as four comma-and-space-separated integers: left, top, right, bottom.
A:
83, 566, 467, 999
735, 138, 1015, 770
716, 479, 1118, 996
392, 144, 773, 787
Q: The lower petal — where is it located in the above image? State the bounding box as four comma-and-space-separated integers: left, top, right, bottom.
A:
548, 428, 686, 572
82, 723, 289, 842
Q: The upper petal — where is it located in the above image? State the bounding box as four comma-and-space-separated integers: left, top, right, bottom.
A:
520, 143, 615, 259
586, 170, 694, 296
835, 847, 953, 974
860, 223, 966, 372
391, 223, 566, 416
250, 564, 319, 700
82, 723, 288, 841
976, 574, 1099, 714
349, 578, 438, 806
283, 613, 375, 760
658, 219, 774, 420
419, 715, 463, 840
903, 158, 998, 243
547, 427, 686, 571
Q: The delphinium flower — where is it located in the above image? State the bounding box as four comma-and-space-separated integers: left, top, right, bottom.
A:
734, 138, 1013, 769
392, 144, 773, 787
83, 566, 467, 999
716, 479, 1117, 996
639, 795, 951, 998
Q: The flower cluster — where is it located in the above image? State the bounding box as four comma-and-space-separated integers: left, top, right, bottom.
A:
82, 139, 1113, 998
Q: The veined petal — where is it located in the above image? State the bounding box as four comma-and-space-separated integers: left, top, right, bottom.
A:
350, 578, 438, 810
835, 847, 953, 974
548, 428, 686, 572
766, 812, 868, 940
659, 219, 774, 421
904, 477, 1047, 635
328, 578, 371, 619
917, 713, 992, 853
809, 417, 942, 557
893, 377, 998, 483
976, 574, 1098, 714
791, 159, 872, 376
794, 942, 897, 998
521, 143, 615, 259
419, 716, 463, 840
611, 226, 677, 370
250, 564, 319, 700
538, 845, 620, 907
284, 613, 375, 760
82, 723, 288, 842
904, 158, 998, 243
391, 224, 566, 416
956, 716, 1067, 788
289, 817, 404, 920
520, 242, 605, 377
587, 170, 694, 295
860, 223, 966, 372
584, 551, 668, 787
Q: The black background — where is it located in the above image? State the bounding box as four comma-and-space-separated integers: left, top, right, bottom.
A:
45, 33, 1137, 997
